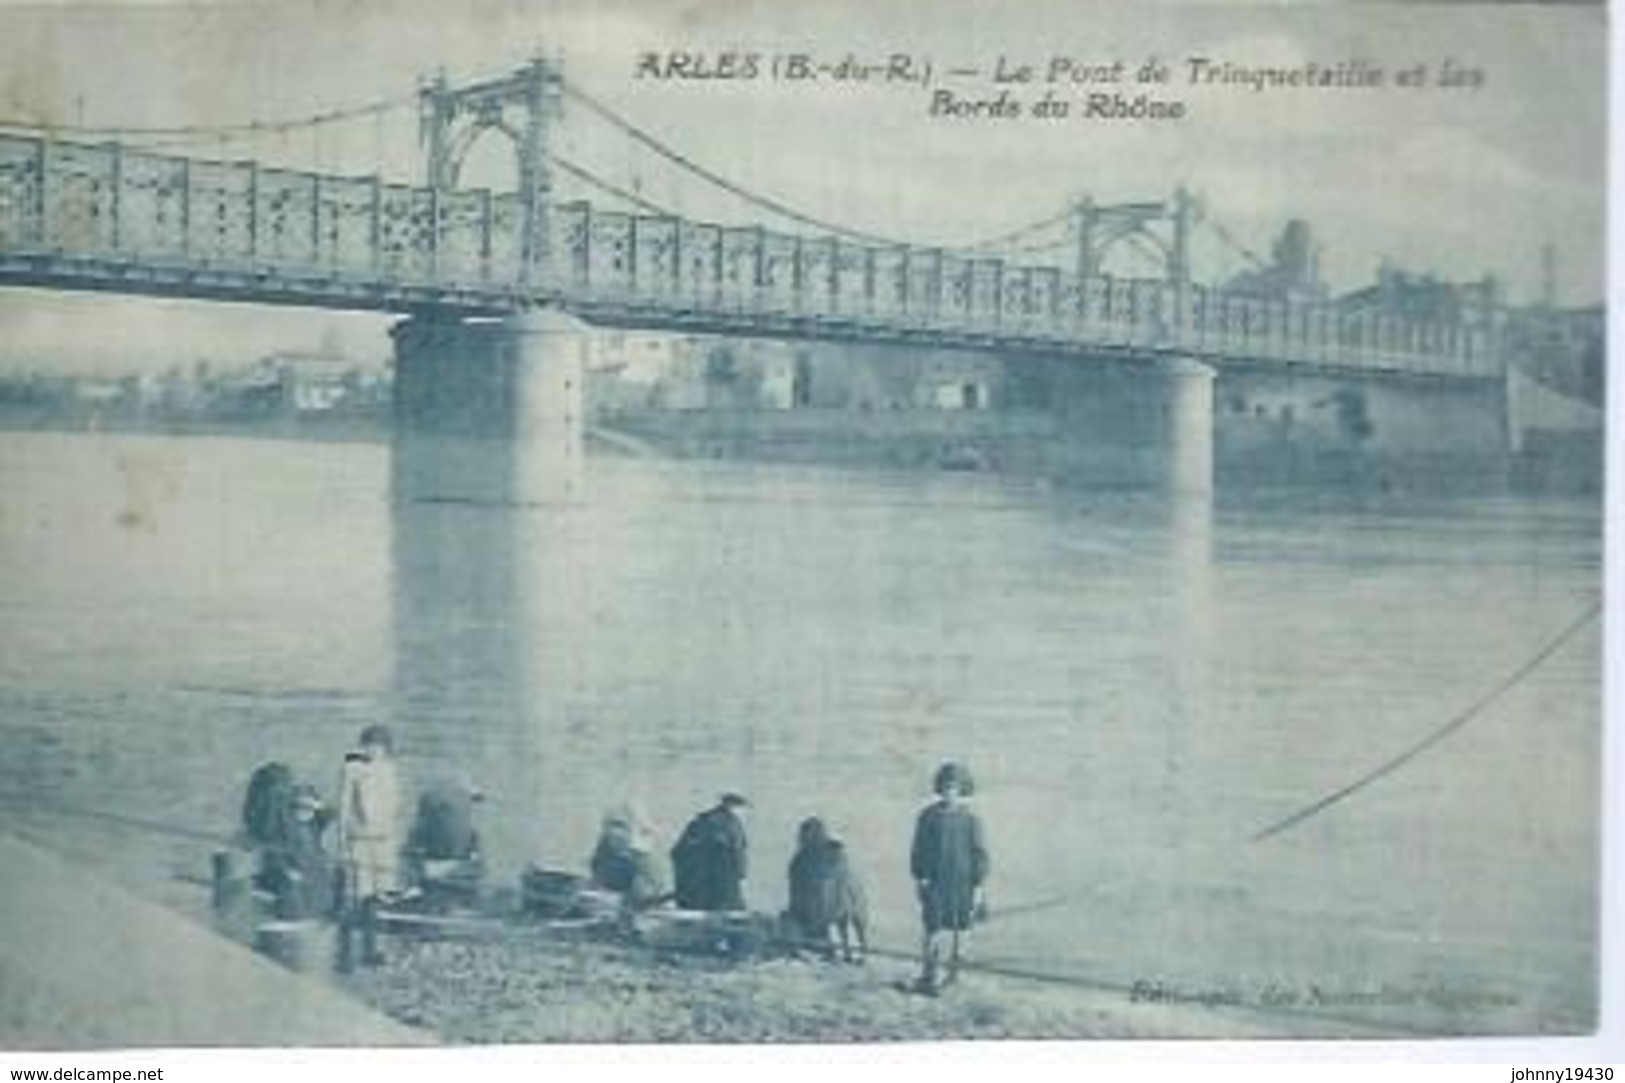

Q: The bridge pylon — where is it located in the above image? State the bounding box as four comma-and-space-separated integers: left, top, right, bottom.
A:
421, 57, 563, 284
1072, 189, 1196, 347
1072, 189, 1193, 288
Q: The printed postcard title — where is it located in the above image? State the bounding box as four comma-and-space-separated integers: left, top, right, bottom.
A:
633, 51, 1488, 121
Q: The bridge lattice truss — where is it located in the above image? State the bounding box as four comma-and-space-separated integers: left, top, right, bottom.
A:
0, 65, 1504, 381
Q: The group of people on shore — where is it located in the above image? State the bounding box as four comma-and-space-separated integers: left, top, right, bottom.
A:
238, 725, 989, 995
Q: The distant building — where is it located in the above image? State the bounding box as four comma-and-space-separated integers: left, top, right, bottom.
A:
586, 331, 1005, 414
210, 347, 379, 419
1507, 305, 1605, 405
932, 380, 989, 411
275, 357, 350, 413
208, 364, 286, 419
1224, 220, 1326, 303
758, 351, 798, 409
793, 345, 1004, 411
587, 330, 690, 386
1335, 264, 1503, 323
72, 378, 128, 408
585, 330, 698, 411
694, 339, 799, 410
588, 331, 802, 412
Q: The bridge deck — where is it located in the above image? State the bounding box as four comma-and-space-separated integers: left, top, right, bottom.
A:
0, 133, 1503, 379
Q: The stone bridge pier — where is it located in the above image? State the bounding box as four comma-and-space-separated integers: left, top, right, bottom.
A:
391, 309, 587, 505
1162, 357, 1216, 499
1016, 352, 1216, 498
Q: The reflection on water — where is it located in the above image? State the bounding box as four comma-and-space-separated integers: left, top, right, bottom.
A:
0, 431, 1601, 1035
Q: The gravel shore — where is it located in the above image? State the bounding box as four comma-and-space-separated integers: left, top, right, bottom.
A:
337, 928, 1276, 1043
1, 819, 1235, 1043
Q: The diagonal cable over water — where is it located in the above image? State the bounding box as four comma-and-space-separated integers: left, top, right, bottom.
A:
1251, 599, 1601, 843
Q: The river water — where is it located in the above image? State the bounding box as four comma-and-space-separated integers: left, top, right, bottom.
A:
0, 430, 1600, 1036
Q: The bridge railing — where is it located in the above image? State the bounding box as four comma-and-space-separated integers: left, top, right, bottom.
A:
0, 132, 530, 296
553, 199, 1500, 378
0, 133, 1504, 379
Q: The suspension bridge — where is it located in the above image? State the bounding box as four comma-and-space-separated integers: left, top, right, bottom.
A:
0, 58, 1516, 503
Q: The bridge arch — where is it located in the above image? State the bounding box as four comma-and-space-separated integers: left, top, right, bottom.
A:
1074, 191, 1192, 286
437, 118, 526, 190
1093, 221, 1174, 278
420, 57, 562, 276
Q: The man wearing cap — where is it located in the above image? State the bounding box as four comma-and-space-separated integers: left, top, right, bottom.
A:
910, 761, 989, 994
671, 793, 750, 911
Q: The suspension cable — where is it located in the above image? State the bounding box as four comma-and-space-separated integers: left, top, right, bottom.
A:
1123, 232, 1171, 273
982, 239, 1073, 262
559, 77, 1073, 254
551, 153, 680, 216
956, 207, 1074, 255
559, 79, 908, 245
0, 94, 414, 142
1200, 214, 1270, 273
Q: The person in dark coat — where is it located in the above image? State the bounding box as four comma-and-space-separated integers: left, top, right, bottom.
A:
242, 761, 297, 851
909, 761, 989, 994
670, 793, 750, 911
786, 816, 868, 962
407, 781, 482, 862
404, 779, 486, 908
250, 780, 335, 921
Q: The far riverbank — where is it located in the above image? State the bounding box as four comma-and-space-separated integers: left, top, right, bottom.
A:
0, 404, 1599, 495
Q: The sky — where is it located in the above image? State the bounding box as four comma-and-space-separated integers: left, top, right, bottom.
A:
0, 0, 1608, 373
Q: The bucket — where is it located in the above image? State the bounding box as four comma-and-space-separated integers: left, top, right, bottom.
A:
520, 867, 585, 917
253, 919, 325, 974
